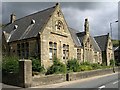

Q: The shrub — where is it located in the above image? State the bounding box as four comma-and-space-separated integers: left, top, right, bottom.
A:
67, 58, 80, 72
2, 56, 19, 73
46, 57, 66, 75
80, 61, 91, 66
110, 59, 115, 66
79, 65, 93, 71
101, 62, 107, 66
32, 58, 45, 73
91, 63, 102, 69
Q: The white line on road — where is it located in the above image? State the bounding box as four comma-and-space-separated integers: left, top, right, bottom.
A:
98, 85, 105, 90
113, 80, 120, 84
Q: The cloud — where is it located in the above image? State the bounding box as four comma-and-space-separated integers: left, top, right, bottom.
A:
2, 2, 55, 23
2, 2, 118, 39
61, 2, 118, 39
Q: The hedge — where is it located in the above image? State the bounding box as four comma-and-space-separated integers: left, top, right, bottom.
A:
2, 56, 19, 73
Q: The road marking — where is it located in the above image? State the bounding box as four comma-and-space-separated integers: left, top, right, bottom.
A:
113, 80, 119, 84
98, 85, 105, 90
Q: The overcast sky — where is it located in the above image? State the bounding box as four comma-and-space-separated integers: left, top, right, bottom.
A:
2, 2, 118, 39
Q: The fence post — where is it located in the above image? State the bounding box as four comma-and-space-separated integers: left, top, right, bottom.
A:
19, 59, 32, 88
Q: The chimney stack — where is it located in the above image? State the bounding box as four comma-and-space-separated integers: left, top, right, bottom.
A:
10, 13, 16, 23
84, 18, 89, 35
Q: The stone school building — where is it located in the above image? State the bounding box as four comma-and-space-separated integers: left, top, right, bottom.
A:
2, 3, 114, 68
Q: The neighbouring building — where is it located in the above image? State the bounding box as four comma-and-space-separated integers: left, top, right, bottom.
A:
2, 3, 114, 68
113, 46, 120, 64
94, 33, 114, 66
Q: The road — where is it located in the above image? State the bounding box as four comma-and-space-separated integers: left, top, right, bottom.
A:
59, 72, 120, 89
1, 72, 120, 90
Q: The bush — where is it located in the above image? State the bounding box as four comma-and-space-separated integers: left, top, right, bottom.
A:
46, 57, 66, 75
101, 62, 107, 66
80, 61, 91, 66
67, 58, 80, 72
79, 62, 103, 71
79, 65, 93, 71
31, 58, 45, 73
2, 56, 19, 73
91, 63, 102, 70
110, 59, 115, 66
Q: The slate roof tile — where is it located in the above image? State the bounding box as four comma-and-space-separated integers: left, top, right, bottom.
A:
3, 5, 56, 42
68, 27, 82, 47
94, 34, 109, 51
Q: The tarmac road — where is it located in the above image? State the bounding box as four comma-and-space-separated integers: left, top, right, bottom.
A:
1, 72, 120, 90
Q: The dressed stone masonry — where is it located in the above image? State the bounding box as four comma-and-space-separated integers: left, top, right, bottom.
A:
19, 59, 32, 87
2, 3, 114, 68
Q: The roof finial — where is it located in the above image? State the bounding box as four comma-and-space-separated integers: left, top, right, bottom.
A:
56, 2, 60, 6
85, 18, 88, 21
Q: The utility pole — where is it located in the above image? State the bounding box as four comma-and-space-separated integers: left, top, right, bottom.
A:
110, 20, 118, 73
110, 20, 118, 38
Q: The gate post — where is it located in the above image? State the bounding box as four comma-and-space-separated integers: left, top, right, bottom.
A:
19, 59, 32, 88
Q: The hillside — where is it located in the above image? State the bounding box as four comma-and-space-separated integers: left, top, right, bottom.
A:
112, 40, 119, 47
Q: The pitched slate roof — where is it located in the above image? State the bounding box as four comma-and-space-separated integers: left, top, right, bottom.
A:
94, 34, 109, 51
69, 30, 100, 51
90, 35, 101, 52
77, 32, 101, 52
76, 32, 86, 45
2, 5, 56, 42
68, 27, 82, 47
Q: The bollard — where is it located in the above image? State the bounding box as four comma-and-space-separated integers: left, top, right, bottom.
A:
66, 73, 69, 81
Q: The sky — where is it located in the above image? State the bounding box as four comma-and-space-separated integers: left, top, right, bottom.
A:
2, 2, 119, 40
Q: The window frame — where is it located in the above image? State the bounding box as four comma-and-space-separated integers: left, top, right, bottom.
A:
63, 44, 69, 60
49, 42, 57, 60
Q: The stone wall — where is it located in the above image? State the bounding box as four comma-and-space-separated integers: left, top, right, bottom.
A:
2, 67, 119, 87
32, 74, 66, 87
2, 72, 19, 86
68, 67, 118, 81
32, 67, 119, 87
2, 59, 32, 88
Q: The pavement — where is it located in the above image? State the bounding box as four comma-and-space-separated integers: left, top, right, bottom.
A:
1, 72, 119, 89
30, 72, 119, 88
